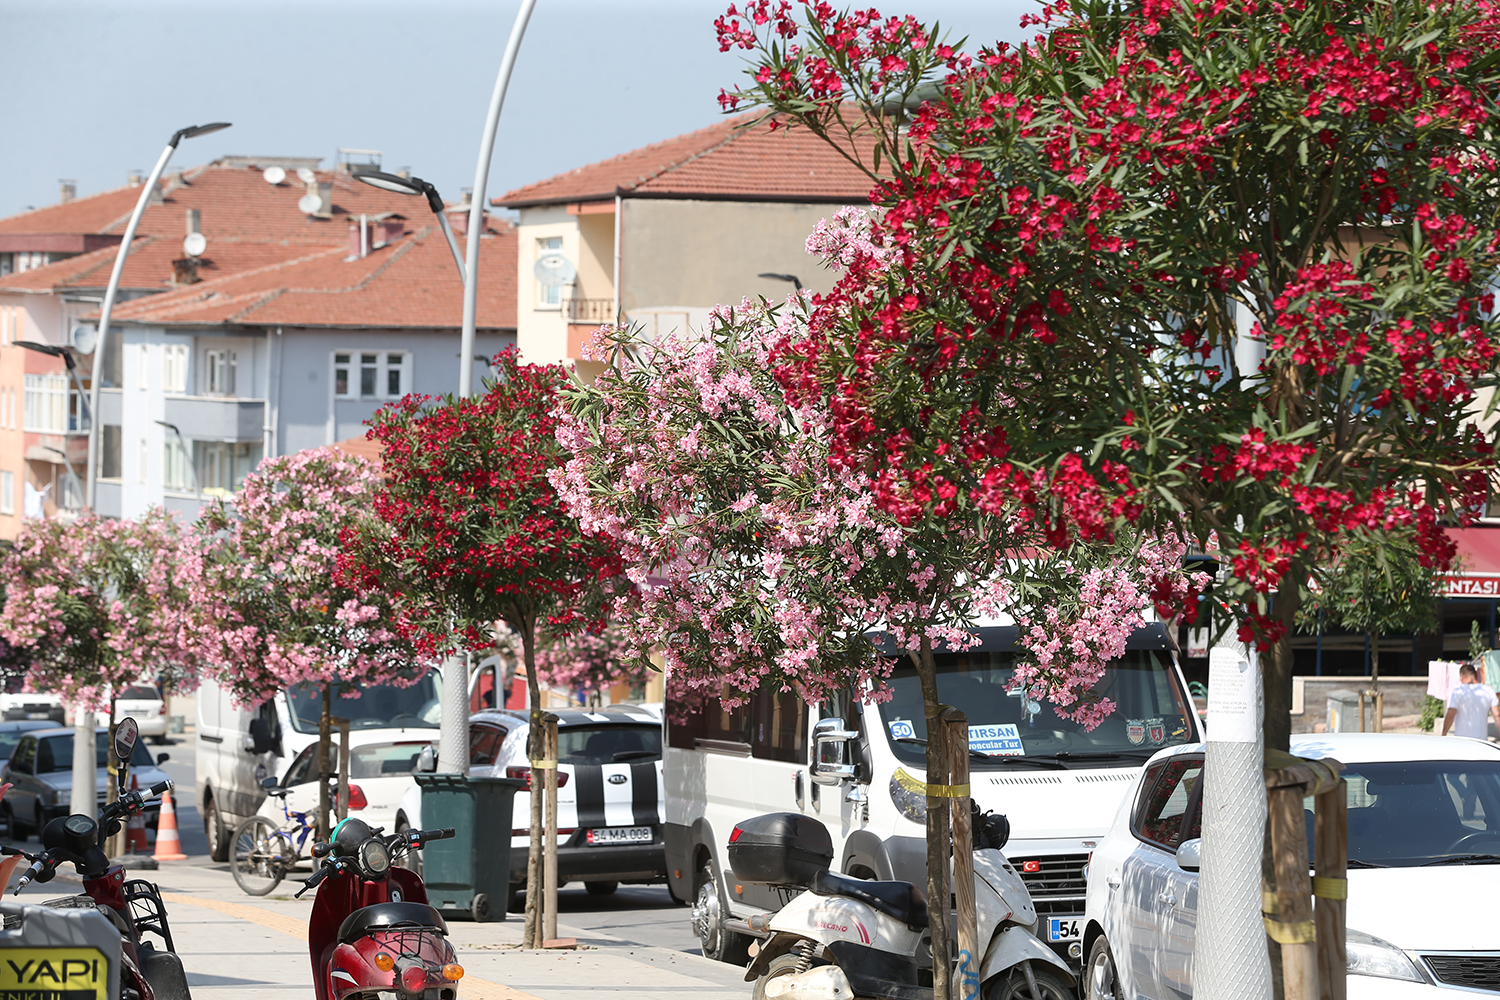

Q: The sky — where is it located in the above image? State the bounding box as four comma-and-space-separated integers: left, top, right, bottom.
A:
0, 0, 1033, 221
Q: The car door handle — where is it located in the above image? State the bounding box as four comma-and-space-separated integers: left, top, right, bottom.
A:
1106, 874, 1120, 889
1157, 891, 1176, 906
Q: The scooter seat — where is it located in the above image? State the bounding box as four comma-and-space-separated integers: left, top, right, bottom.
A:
337, 902, 448, 944
809, 870, 929, 929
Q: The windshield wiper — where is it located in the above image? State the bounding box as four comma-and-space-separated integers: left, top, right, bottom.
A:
1346, 858, 1388, 869
894, 737, 991, 761
612, 750, 657, 762
1421, 853, 1500, 866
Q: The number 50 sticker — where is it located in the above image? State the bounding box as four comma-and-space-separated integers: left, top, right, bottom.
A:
887, 720, 916, 740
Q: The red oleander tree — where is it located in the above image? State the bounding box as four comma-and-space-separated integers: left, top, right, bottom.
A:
339, 348, 623, 950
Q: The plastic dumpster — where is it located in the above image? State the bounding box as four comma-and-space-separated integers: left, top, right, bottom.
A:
414, 774, 525, 921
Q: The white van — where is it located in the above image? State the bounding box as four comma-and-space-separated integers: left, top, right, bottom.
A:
195, 673, 442, 861
663, 623, 1203, 970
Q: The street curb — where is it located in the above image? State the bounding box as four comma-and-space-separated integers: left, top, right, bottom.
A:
551, 914, 742, 978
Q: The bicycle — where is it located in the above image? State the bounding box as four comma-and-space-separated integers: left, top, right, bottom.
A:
230, 777, 318, 895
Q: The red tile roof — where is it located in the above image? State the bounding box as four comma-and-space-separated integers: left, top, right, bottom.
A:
0, 160, 424, 243
0, 237, 326, 295
495, 114, 878, 207
104, 224, 516, 331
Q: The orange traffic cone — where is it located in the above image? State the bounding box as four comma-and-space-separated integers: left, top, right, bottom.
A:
124, 776, 148, 854
152, 788, 187, 861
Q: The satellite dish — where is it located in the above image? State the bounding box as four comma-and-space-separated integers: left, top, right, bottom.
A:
298, 193, 323, 215
263, 166, 287, 185
184, 232, 207, 257
70, 325, 97, 355
533, 253, 577, 288
297, 167, 318, 185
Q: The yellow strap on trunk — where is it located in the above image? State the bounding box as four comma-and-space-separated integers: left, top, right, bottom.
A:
530, 759, 557, 769
894, 767, 971, 799
1263, 918, 1316, 944
1311, 876, 1347, 900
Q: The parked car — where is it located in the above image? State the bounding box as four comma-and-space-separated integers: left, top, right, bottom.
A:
99, 685, 169, 743
0, 680, 64, 725
1083, 732, 1500, 1000
395, 707, 666, 900
267, 735, 436, 835
0, 727, 172, 839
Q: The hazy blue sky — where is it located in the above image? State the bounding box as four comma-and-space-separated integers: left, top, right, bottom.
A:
0, 0, 1032, 221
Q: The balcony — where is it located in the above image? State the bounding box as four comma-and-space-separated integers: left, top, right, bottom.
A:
162, 396, 265, 442
564, 298, 615, 326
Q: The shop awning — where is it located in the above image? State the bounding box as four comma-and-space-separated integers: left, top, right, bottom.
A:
1444, 527, 1500, 598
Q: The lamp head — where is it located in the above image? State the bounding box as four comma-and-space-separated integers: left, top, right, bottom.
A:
356, 171, 445, 215
758, 272, 804, 291
171, 122, 232, 147
16, 341, 64, 358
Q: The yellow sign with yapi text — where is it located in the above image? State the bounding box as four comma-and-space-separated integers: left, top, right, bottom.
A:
0, 948, 109, 1000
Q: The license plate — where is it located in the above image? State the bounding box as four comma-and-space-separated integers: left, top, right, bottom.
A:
586, 826, 651, 846
0, 947, 109, 1000
26, 713, 49, 720
1048, 917, 1081, 943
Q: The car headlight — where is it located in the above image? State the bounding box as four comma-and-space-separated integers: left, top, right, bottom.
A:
1347, 929, 1424, 982
889, 775, 926, 825
360, 839, 392, 877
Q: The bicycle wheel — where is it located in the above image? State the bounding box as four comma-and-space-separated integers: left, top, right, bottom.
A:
231, 816, 291, 896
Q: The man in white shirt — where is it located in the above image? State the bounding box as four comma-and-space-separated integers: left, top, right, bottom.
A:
1442, 664, 1500, 739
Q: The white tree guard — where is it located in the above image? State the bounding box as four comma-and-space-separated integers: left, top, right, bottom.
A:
438, 654, 470, 774
1196, 643, 1273, 1000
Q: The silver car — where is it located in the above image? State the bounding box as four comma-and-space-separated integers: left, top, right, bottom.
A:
0, 727, 173, 840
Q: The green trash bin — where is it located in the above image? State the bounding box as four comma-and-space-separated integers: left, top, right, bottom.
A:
414, 774, 525, 922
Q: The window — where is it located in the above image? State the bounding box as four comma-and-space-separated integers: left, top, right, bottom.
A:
205, 349, 236, 396
23, 374, 68, 433
100, 427, 122, 480
163, 437, 191, 491
665, 674, 808, 763
333, 351, 409, 400
0, 470, 13, 515
557, 725, 661, 765
470, 723, 508, 767
536, 236, 564, 308
163, 344, 188, 393
8, 737, 33, 775
194, 441, 262, 494
136, 344, 148, 391
1132, 755, 1204, 851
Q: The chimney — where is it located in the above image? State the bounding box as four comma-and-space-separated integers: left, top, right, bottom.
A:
149, 180, 166, 205
374, 217, 405, 247
171, 258, 199, 285
127, 170, 143, 187
450, 210, 467, 236
58, 180, 76, 204
313, 181, 334, 219
396, 168, 412, 180
459, 187, 473, 208
185, 209, 201, 236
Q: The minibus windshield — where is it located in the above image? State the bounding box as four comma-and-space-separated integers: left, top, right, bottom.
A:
286, 674, 442, 733
876, 649, 1194, 768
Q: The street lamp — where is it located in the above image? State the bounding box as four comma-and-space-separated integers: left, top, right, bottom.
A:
758, 272, 804, 291
353, 171, 467, 284
85, 121, 231, 514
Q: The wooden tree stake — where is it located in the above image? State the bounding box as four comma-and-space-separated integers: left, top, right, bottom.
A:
943, 708, 979, 1000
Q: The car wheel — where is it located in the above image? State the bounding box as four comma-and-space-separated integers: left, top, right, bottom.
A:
985, 964, 1075, 1000
204, 797, 229, 863
1085, 936, 1123, 1000
151, 735, 169, 746
584, 881, 618, 896
692, 859, 750, 965
3, 801, 27, 841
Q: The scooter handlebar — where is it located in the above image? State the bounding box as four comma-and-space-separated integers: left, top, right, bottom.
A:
295, 860, 342, 898
13, 858, 47, 894
412, 828, 454, 843
149, 780, 173, 797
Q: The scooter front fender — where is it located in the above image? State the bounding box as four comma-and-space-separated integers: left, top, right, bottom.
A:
979, 925, 1076, 989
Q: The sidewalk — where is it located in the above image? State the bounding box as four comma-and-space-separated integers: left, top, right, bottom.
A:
33, 859, 752, 1000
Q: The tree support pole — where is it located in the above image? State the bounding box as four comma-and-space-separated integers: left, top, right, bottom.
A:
944, 709, 979, 1000
317, 685, 332, 842
1314, 778, 1348, 1000
333, 717, 351, 822
543, 714, 559, 945
914, 636, 951, 1000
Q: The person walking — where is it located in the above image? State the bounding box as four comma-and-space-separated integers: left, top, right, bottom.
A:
1442, 663, 1500, 739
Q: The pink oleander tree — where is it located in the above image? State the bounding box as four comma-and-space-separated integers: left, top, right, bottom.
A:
0, 508, 196, 711
187, 448, 429, 838
533, 626, 645, 707
555, 293, 1206, 982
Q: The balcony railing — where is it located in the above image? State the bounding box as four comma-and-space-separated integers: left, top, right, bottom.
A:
564, 298, 615, 325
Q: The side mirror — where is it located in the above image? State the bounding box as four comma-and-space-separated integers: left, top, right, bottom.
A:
312, 841, 331, 858
810, 717, 858, 786
1176, 838, 1202, 873
156, 753, 170, 765
261, 776, 279, 790
247, 718, 275, 755
417, 745, 437, 774
113, 718, 139, 764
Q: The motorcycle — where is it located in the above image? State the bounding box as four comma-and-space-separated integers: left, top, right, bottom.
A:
732, 807, 1076, 1000
3, 717, 191, 1000
297, 817, 461, 1000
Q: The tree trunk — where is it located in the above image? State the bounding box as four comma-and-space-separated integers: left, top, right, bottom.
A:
1261, 576, 1302, 753
317, 684, 332, 842
1368, 632, 1384, 734
105, 695, 121, 859
522, 619, 545, 949
915, 635, 952, 1000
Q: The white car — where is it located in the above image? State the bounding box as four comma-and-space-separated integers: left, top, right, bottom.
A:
99, 685, 168, 742
268, 734, 436, 839
1083, 733, 1500, 1000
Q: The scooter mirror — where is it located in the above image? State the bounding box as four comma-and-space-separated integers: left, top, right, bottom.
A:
113, 718, 139, 766
312, 841, 332, 859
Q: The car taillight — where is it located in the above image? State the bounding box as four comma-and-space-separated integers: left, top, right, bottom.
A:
346, 784, 368, 811
504, 766, 568, 790
729, 826, 744, 844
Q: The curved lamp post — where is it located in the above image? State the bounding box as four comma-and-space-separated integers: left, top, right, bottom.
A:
353, 171, 467, 283
85, 122, 231, 512
758, 271, 804, 291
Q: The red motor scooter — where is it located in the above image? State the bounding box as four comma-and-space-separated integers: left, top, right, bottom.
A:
5, 717, 191, 1000
298, 817, 460, 1000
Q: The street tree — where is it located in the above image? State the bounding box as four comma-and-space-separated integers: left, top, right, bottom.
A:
188, 448, 428, 839
534, 626, 648, 708
1297, 527, 1448, 729
713, 0, 1500, 755
555, 303, 1205, 994
341, 348, 623, 949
